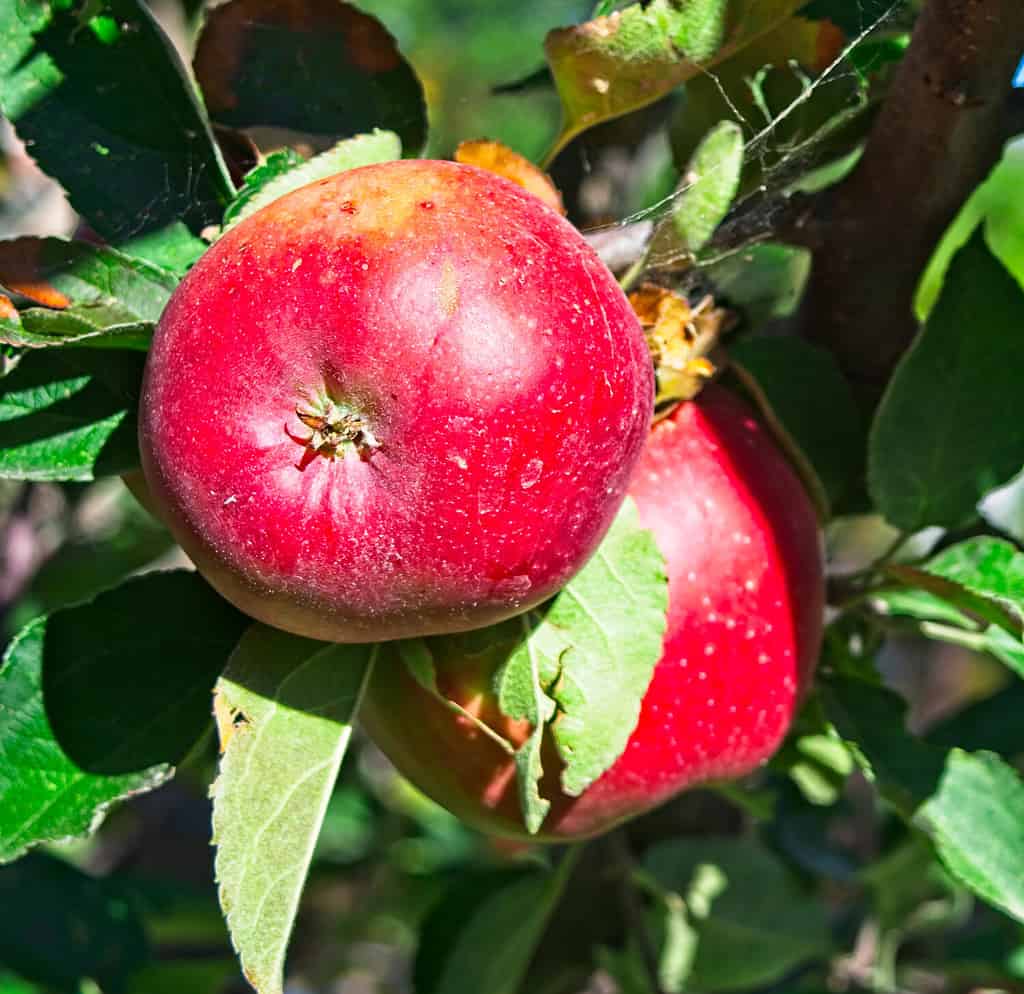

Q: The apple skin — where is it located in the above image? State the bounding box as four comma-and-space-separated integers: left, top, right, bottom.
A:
360, 384, 825, 840
139, 159, 653, 642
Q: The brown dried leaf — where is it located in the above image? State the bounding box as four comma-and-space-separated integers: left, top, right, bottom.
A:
629, 282, 732, 404
0, 241, 71, 309
455, 140, 565, 215
194, 0, 425, 153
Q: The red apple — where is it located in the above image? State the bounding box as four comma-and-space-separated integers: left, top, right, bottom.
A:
139, 159, 653, 642
360, 384, 825, 839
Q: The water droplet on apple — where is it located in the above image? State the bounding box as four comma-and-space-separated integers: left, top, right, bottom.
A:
520, 458, 543, 489
494, 574, 532, 599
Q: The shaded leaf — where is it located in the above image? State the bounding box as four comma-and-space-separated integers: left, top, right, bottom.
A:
927, 681, 1024, 755
803, 0, 896, 35
819, 667, 945, 815
0, 238, 176, 349
222, 130, 402, 231
644, 837, 832, 990
194, 0, 427, 154
212, 625, 375, 994
414, 852, 579, 994
544, 0, 815, 161
0, 853, 148, 993
124, 960, 240, 994
0, 347, 145, 481
704, 242, 811, 324
0, 571, 247, 863
495, 498, 668, 828
919, 750, 1024, 923
869, 232, 1024, 530
861, 834, 954, 937
730, 336, 864, 513
0, 0, 234, 241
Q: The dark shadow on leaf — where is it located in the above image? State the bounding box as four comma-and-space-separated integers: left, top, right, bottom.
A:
12, 3, 230, 241
193, 0, 427, 153
0, 852, 148, 994
42, 571, 249, 775
0, 348, 145, 477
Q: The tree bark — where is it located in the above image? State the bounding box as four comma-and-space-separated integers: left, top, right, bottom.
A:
800, 0, 1024, 398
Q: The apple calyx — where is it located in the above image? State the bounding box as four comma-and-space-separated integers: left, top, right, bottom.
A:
628, 282, 734, 410
292, 396, 379, 463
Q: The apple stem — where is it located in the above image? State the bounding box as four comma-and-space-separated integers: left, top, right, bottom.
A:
293, 398, 379, 462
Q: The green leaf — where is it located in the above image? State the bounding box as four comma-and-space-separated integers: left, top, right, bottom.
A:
124, 961, 240, 994
413, 852, 579, 994
212, 625, 376, 994
118, 222, 209, 277
880, 539, 1024, 676
0, 347, 145, 481
920, 537, 1024, 620
4, 311, 152, 351
861, 834, 954, 937
819, 667, 945, 815
649, 120, 744, 260
194, 0, 427, 155
703, 242, 811, 324
643, 837, 832, 990
0, 571, 248, 863
869, 231, 1024, 530
544, 0, 813, 161
730, 337, 864, 514
221, 149, 304, 229
0, 238, 177, 349
872, 587, 976, 629
222, 130, 402, 231
919, 750, 1024, 923
927, 681, 1024, 755
0, 852, 148, 993
917, 136, 1024, 320
0, 0, 234, 241
0, 973, 39, 994
495, 498, 668, 829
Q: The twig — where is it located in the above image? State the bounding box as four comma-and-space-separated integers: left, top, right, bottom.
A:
608, 830, 667, 994
799, 0, 1024, 400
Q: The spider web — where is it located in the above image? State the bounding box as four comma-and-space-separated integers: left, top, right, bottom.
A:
582, 0, 911, 282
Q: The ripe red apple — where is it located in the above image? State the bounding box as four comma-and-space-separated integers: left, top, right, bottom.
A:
360, 384, 825, 839
138, 160, 653, 642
